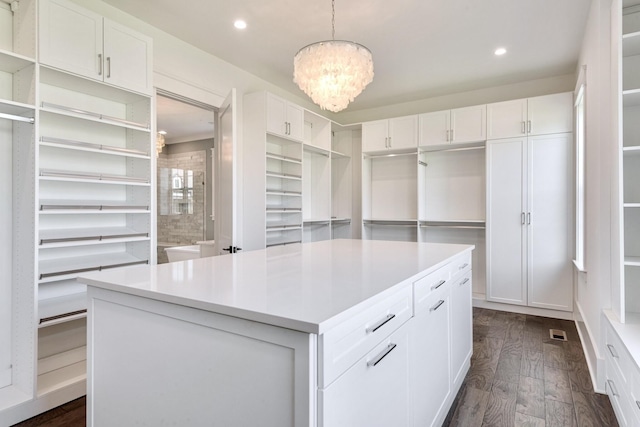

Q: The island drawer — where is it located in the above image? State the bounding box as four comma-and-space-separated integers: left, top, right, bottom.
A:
413, 253, 470, 310
318, 284, 412, 388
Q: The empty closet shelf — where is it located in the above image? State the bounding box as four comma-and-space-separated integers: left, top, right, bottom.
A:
419, 220, 486, 229
41, 101, 150, 130
266, 225, 302, 231
40, 136, 149, 157
266, 190, 302, 196
330, 218, 351, 223
624, 257, 640, 266
266, 172, 302, 180
266, 207, 302, 212
39, 199, 150, 212
39, 227, 149, 246
38, 292, 88, 327
364, 219, 417, 226
266, 153, 302, 163
303, 219, 331, 224
39, 169, 150, 185
266, 240, 302, 248
39, 253, 148, 281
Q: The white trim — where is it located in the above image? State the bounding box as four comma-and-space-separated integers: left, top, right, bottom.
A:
472, 297, 574, 320
573, 259, 587, 273
574, 308, 603, 393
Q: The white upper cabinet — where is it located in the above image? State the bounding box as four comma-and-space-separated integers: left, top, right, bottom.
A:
487, 93, 572, 139
266, 92, 304, 141
419, 105, 486, 147
39, 0, 152, 94
362, 115, 418, 152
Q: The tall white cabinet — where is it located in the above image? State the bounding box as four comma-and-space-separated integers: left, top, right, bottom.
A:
486, 111, 573, 310
1, 0, 153, 424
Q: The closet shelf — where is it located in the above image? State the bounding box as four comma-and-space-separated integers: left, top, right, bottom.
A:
303, 143, 331, 156
38, 288, 87, 328
623, 89, 640, 107
364, 219, 417, 225
624, 256, 640, 266
0, 99, 36, 116
265, 153, 302, 164
266, 190, 302, 196
330, 218, 351, 224
39, 200, 150, 214
39, 169, 150, 186
623, 145, 640, 155
39, 227, 149, 247
623, 31, 640, 57
0, 48, 35, 73
266, 172, 302, 181
266, 240, 302, 248
40, 136, 150, 158
419, 219, 486, 229
266, 207, 302, 213
39, 253, 148, 282
303, 219, 331, 224
40, 102, 150, 131
266, 225, 302, 232
331, 150, 349, 159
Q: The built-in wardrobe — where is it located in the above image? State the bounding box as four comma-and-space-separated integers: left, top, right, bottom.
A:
1, 0, 153, 424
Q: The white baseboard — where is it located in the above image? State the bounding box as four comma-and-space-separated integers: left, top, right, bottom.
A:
574, 304, 604, 393
472, 298, 574, 320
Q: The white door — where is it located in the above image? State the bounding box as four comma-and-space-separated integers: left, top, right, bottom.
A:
527, 93, 573, 136
527, 134, 573, 311
103, 19, 152, 94
450, 105, 486, 144
388, 115, 418, 150
362, 119, 389, 152
285, 102, 305, 142
487, 137, 527, 306
486, 99, 527, 139
215, 89, 238, 255
418, 110, 449, 147
39, 0, 103, 81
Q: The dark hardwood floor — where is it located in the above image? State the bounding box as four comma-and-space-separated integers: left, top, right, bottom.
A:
444, 308, 618, 427
12, 308, 617, 427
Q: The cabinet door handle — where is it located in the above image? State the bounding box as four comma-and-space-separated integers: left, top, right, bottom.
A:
366, 313, 396, 333
607, 344, 619, 358
367, 343, 397, 367
527, 212, 531, 225
521, 121, 525, 134
430, 299, 445, 312
521, 212, 525, 225
431, 279, 446, 291
388, 136, 391, 148
450, 128, 454, 141
607, 379, 619, 397
106, 57, 111, 78
446, 129, 450, 142
98, 54, 103, 76
458, 263, 469, 270
528, 120, 532, 133
460, 278, 470, 286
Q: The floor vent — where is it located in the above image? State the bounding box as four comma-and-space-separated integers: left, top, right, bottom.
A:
549, 329, 568, 341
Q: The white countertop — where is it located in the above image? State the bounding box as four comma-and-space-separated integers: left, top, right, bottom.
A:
79, 239, 473, 334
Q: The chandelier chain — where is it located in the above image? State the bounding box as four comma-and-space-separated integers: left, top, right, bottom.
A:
331, 0, 335, 40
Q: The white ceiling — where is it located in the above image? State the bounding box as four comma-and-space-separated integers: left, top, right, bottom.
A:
156, 95, 215, 144
102, 0, 591, 113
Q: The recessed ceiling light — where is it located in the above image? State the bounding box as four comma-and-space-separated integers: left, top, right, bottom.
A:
234, 20, 247, 30
494, 47, 507, 56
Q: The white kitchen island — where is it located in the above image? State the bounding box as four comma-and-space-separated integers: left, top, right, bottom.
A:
79, 239, 474, 427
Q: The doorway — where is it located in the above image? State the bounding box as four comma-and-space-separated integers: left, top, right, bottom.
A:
155, 91, 216, 263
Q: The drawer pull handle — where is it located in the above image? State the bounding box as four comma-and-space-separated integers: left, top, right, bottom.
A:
366, 314, 396, 333
367, 343, 397, 367
460, 278, 470, 286
430, 300, 445, 312
607, 344, 619, 358
431, 280, 446, 291
607, 379, 619, 397
458, 263, 469, 270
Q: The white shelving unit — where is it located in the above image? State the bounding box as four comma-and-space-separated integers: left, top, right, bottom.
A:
1, 0, 153, 423
244, 91, 354, 250
331, 125, 356, 240
618, 3, 640, 321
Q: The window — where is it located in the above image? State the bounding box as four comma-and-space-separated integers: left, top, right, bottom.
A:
574, 66, 586, 271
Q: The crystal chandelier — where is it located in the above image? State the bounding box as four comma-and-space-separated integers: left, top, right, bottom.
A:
156, 131, 165, 157
293, 0, 374, 113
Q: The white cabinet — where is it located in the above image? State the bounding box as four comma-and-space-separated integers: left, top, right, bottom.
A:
362, 115, 418, 152
486, 92, 573, 139
266, 92, 304, 141
320, 325, 410, 427
486, 133, 573, 311
39, 0, 152, 94
419, 105, 486, 147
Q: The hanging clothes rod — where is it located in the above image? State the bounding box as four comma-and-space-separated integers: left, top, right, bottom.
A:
0, 111, 35, 123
